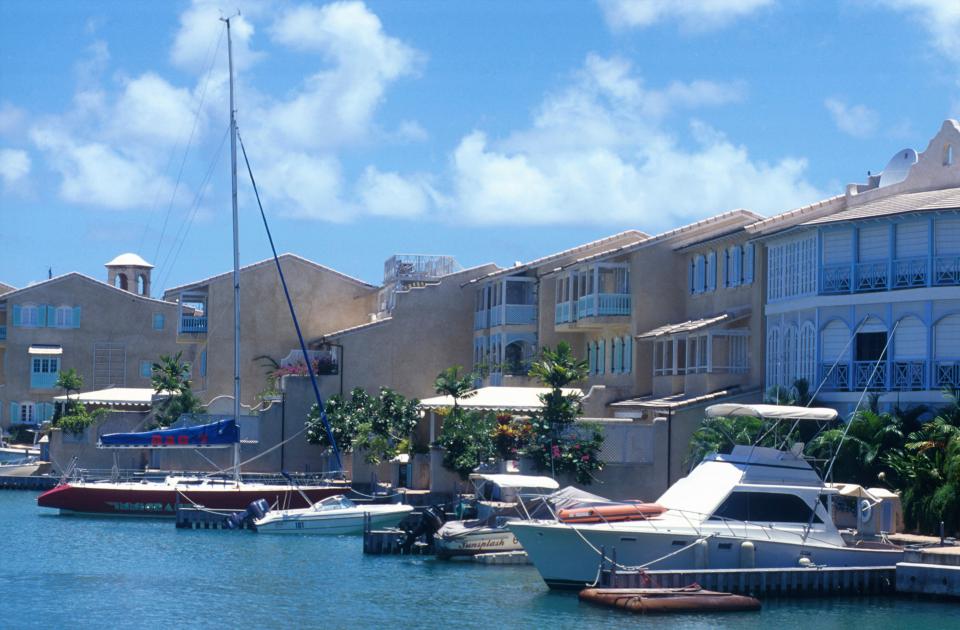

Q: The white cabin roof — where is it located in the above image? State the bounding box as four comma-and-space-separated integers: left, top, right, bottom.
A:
706, 403, 839, 422
469, 473, 560, 490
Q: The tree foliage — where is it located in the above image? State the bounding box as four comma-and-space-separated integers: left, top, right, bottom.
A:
53, 368, 106, 435
305, 387, 420, 465
434, 408, 497, 480
151, 352, 205, 427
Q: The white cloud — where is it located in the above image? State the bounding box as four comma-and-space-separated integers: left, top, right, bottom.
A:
357, 167, 431, 217
257, 1, 422, 151
824, 98, 880, 138
599, 0, 774, 31
447, 55, 819, 228
110, 73, 202, 147
257, 152, 352, 221
170, 1, 260, 74
30, 126, 174, 209
874, 1, 960, 64
0, 103, 27, 137
0, 148, 30, 187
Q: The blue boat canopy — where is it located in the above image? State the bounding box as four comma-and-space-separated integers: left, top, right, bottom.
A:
99, 419, 239, 449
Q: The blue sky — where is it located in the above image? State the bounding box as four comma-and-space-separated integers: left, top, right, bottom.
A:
1, 0, 958, 294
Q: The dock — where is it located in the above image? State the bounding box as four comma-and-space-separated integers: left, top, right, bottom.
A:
896, 544, 960, 598
175, 506, 251, 530
0, 475, 58, 491
600, 565, 896, 596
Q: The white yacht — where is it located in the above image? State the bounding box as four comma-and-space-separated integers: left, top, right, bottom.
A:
254, 495, 413, 535
509, 404, 905, 589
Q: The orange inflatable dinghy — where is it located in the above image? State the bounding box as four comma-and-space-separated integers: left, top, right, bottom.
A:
579, 586, 761, 614
558, 502, 666, 523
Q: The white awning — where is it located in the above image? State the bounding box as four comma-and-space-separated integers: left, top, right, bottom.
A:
28, 345, 62, 356
419, 386, 583, 412
53, 387, 169, 407
469, 473, 560, 490
705, 403, 839, 422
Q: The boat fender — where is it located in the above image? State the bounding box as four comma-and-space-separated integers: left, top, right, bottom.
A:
739, 541, 755, 569
859, 499, 872, 525
694, 539, 709, 570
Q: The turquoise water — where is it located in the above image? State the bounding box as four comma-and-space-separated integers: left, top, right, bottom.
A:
1, 491, 955, 629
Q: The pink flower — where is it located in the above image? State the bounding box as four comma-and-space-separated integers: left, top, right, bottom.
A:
551, 445, 561, 458
581, 455, 590, 462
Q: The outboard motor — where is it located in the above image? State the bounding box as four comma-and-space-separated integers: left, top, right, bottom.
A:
226, 498, 271, 530
402, 504, 447, 551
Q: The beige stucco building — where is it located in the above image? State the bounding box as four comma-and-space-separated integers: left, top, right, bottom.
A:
0, 257, 188, 431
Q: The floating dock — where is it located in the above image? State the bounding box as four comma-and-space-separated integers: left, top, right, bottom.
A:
362, 527, 432, 555
175, 506, 251, 530
0, 475, 58, 491
598, 562, 896, 596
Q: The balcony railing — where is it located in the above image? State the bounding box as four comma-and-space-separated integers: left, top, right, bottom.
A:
854, 360, 887, 390
576, 293, 631, 319
854, 261, 888, 292
893, 257, 928, 289
489, 308, 503, 327
934, 255, 960, 286
504, 304, 536, 325
180, 315, 208, 333
555, 302, 572, 324
821, 264, 852, 294
0, 324, 6, 340
474, 310, 488, 330
820, 362, 850, 391
935, 361, 960, 388
822, 255, 960, 295
892, 360, 926, 391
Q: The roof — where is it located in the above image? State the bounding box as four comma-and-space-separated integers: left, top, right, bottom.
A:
546, 209, 763, 275
462, 230, 648, 286
800, 187, 960, 226
105, 253, 153, 268
52, 387, 168, 407
745, 194, 845, 236
468, 473, 560, 490
636, 309, 751, 339
316, 316, 392, 340
705, 403, 839, 422
164, 253, 376, 295
610, 388, 753, 411
0, 272, 177, 306
419, 386, 583, 411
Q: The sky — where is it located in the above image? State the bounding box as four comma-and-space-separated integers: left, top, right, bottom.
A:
0, 0, 958, 295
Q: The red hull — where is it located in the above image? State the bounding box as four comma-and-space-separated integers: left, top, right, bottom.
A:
37, 482, 345, 517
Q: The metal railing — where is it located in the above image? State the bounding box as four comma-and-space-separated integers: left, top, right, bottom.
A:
180, 315, 208, 333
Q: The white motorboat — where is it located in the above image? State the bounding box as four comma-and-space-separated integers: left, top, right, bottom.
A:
510, 404, 905, 589
0, 457, 51, 477
254, 495, 414, 535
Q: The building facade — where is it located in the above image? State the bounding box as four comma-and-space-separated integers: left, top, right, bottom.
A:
753, 120, 960, 415
0, 257, 187, 431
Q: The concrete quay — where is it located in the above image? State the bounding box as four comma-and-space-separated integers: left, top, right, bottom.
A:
896, 544, 960, 599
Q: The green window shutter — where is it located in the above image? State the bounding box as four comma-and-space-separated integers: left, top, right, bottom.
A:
12, 304, 21, 327
73, 306, 82, 328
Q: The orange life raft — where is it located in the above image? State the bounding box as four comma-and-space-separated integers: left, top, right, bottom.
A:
579, 587, 761, 614
558, 502, 666, 523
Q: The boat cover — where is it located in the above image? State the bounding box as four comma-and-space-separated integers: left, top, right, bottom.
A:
99, 418, 239, 449
705, 403, 838, 422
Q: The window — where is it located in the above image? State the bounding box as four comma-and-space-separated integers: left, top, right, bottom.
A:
153, 313, 165, 330
767, 236, 816, 300
20, 304, 40, 327
597, 339, 606, 375
706, 251, 717, 292
19, 402, 35, 424
856, 332, 888, 362
692, 255, 706, 294
766, 326, 782, 387
727, 245, 742, 287
709, 492, 822, 523
55, 306, 73, 328
30, 357, 60, 389
140, 360, 153, 379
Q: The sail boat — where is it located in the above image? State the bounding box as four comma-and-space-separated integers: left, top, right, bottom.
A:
37, 17, 345, 517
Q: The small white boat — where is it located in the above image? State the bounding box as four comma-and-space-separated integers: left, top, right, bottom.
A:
254, 495, 414, 535
0, 458, 51, 477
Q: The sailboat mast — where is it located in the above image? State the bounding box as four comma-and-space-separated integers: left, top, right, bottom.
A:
225, 15, 242, 482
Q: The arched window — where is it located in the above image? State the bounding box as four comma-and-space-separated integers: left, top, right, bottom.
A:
798, 322, 816, 385
783, 325, 798, 386
766, 326, 781, 388
944, 143, 954, 166
115, 273, 128, 290
137, 274, 147, 295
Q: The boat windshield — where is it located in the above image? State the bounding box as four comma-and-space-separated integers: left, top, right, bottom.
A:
313, 495, 356, 511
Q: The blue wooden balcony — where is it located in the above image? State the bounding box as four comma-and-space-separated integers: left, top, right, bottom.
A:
0, 325, 6, 340
180, 315, 208, 333
474, 310, 489, 330
892, 360, 926, 391
821, 255, 960, 295
487, 304, 536, 328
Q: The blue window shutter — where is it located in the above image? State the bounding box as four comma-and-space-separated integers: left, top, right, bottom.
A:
48, 305, 56, 327
721, 250, 728, 288
744, 244, 755, 284
707, 252, 717, 291
588, 342, 595, 374
626, 336, 633, 373
73, 306, 82, 328
200, 350, 207, 377
598, 339, 606, 375
12, 304, 20, 327
39, 305, 47, 327
10, 402, 18, 422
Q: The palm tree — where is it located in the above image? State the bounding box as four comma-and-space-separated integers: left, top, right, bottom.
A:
528, 341, 588, 390
434, 366, 476, 413
151, 352, 203, 426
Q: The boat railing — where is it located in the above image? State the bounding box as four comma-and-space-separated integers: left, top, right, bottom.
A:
64, 467, 346, 486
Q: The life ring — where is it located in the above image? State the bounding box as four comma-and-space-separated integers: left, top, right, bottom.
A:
859, 499, 872, 524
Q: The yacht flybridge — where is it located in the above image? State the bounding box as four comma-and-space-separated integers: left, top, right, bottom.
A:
509, 404, 904, 589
